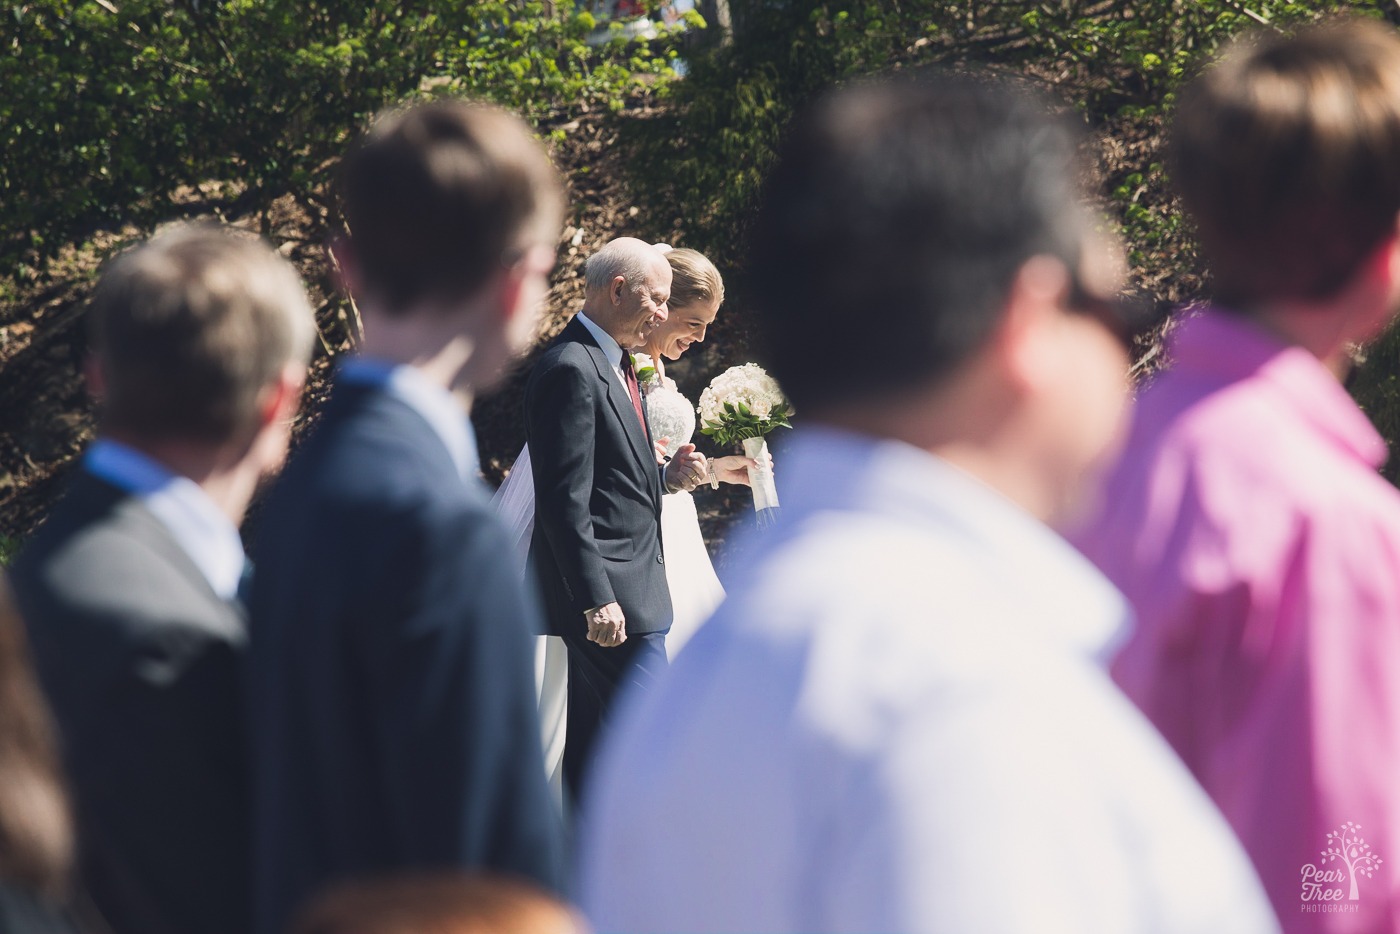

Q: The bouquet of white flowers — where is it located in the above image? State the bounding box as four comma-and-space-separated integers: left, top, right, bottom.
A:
697, 363, 792, 525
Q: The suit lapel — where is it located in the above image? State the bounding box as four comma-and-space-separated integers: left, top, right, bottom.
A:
566, 318, 656, 477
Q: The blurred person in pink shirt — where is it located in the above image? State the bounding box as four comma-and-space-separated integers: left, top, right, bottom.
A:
1075, 18, 1400, 933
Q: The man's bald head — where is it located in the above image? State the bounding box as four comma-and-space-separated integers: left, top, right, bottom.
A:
584, 238, 670, 298
581, 237, 672, 348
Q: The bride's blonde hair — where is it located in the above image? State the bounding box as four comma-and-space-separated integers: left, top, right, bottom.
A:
664, 248, 724, 311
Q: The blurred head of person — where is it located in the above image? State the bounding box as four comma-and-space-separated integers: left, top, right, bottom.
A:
88, 223, 316, 514
645, 247, 724, 362
0, 574, 71, 902
291, 872, 582, 934
749, 73, 1136, 526
1171, 17, 1400, 351
336, 100, 565, 395
581, 237, 673, 351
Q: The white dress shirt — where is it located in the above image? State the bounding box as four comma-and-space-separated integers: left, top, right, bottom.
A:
85, 439, 246, 602
579, 427, 1280, 934
576, 312, 632, 390
339, 357, 479, 481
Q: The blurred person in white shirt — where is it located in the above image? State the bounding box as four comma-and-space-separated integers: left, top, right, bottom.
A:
577, 73, 1279, 934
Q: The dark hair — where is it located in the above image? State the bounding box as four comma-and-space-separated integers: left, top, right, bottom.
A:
749, 73, 1089, 411
1171, 18, 1400, 307
339, 99, 565, 314
291, 872, 578, 934
0, 575, 72, 898
90, 223, 314, 444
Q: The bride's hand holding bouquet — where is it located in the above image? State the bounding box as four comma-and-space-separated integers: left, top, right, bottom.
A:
709, 453, 760, 486
698, 363, 793, 526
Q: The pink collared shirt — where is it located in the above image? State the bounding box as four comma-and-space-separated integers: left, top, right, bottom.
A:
1076, 308, 1400, 933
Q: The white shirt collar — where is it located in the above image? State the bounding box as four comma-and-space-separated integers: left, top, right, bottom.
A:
339, 357, 479, 481
772, 426, 1131, 664
576, 312, 630, 381
84, 439, 247, 602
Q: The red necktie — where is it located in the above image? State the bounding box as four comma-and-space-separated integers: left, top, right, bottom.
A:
621, 353, 647, 430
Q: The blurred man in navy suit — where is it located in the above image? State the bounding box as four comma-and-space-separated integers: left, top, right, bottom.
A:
248, 100, 567, 934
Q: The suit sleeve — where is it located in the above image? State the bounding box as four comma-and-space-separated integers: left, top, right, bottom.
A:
526, 357, 616, 614
364, 504, 566, 893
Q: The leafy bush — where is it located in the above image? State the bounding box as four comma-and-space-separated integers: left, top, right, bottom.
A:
1, 0, 682, 282
636, 0, 1395, 261
0, 534, 18, 567
627, 0, 947, 260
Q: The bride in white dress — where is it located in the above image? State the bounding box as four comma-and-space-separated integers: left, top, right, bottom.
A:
493, 245, 755, 805
633, 246, 757, 650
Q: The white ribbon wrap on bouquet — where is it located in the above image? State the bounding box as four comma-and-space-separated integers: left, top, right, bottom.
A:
742, 436, 779, 514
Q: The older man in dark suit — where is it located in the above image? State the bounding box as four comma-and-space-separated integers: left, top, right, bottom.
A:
10, 224, 315, 934
526, 237, 709, 799
247, 100, 567, 934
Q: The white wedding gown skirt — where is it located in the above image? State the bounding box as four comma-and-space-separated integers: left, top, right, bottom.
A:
659, 490, 724, 655
493, 444, 724, 810
534, 633, 569, 808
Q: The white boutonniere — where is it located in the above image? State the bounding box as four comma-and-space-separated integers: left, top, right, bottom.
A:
631, 352, 660, 387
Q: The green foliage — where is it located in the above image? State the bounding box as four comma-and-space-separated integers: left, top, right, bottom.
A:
627, 0, 943, 258
1, 0, 682, 281
1015, 0, 1371, 109
439, 2, 680, 119
1350, 326, 1400, 484
699, 400, 792, 448
0, 534, 19, 567
1012, 2, 1392, 298
637, 0, 1396, 266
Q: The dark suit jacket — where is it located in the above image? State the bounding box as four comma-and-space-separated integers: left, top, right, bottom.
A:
9, 470, 250, 934
526, 316, 673, 637
247, 379, 564, 934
